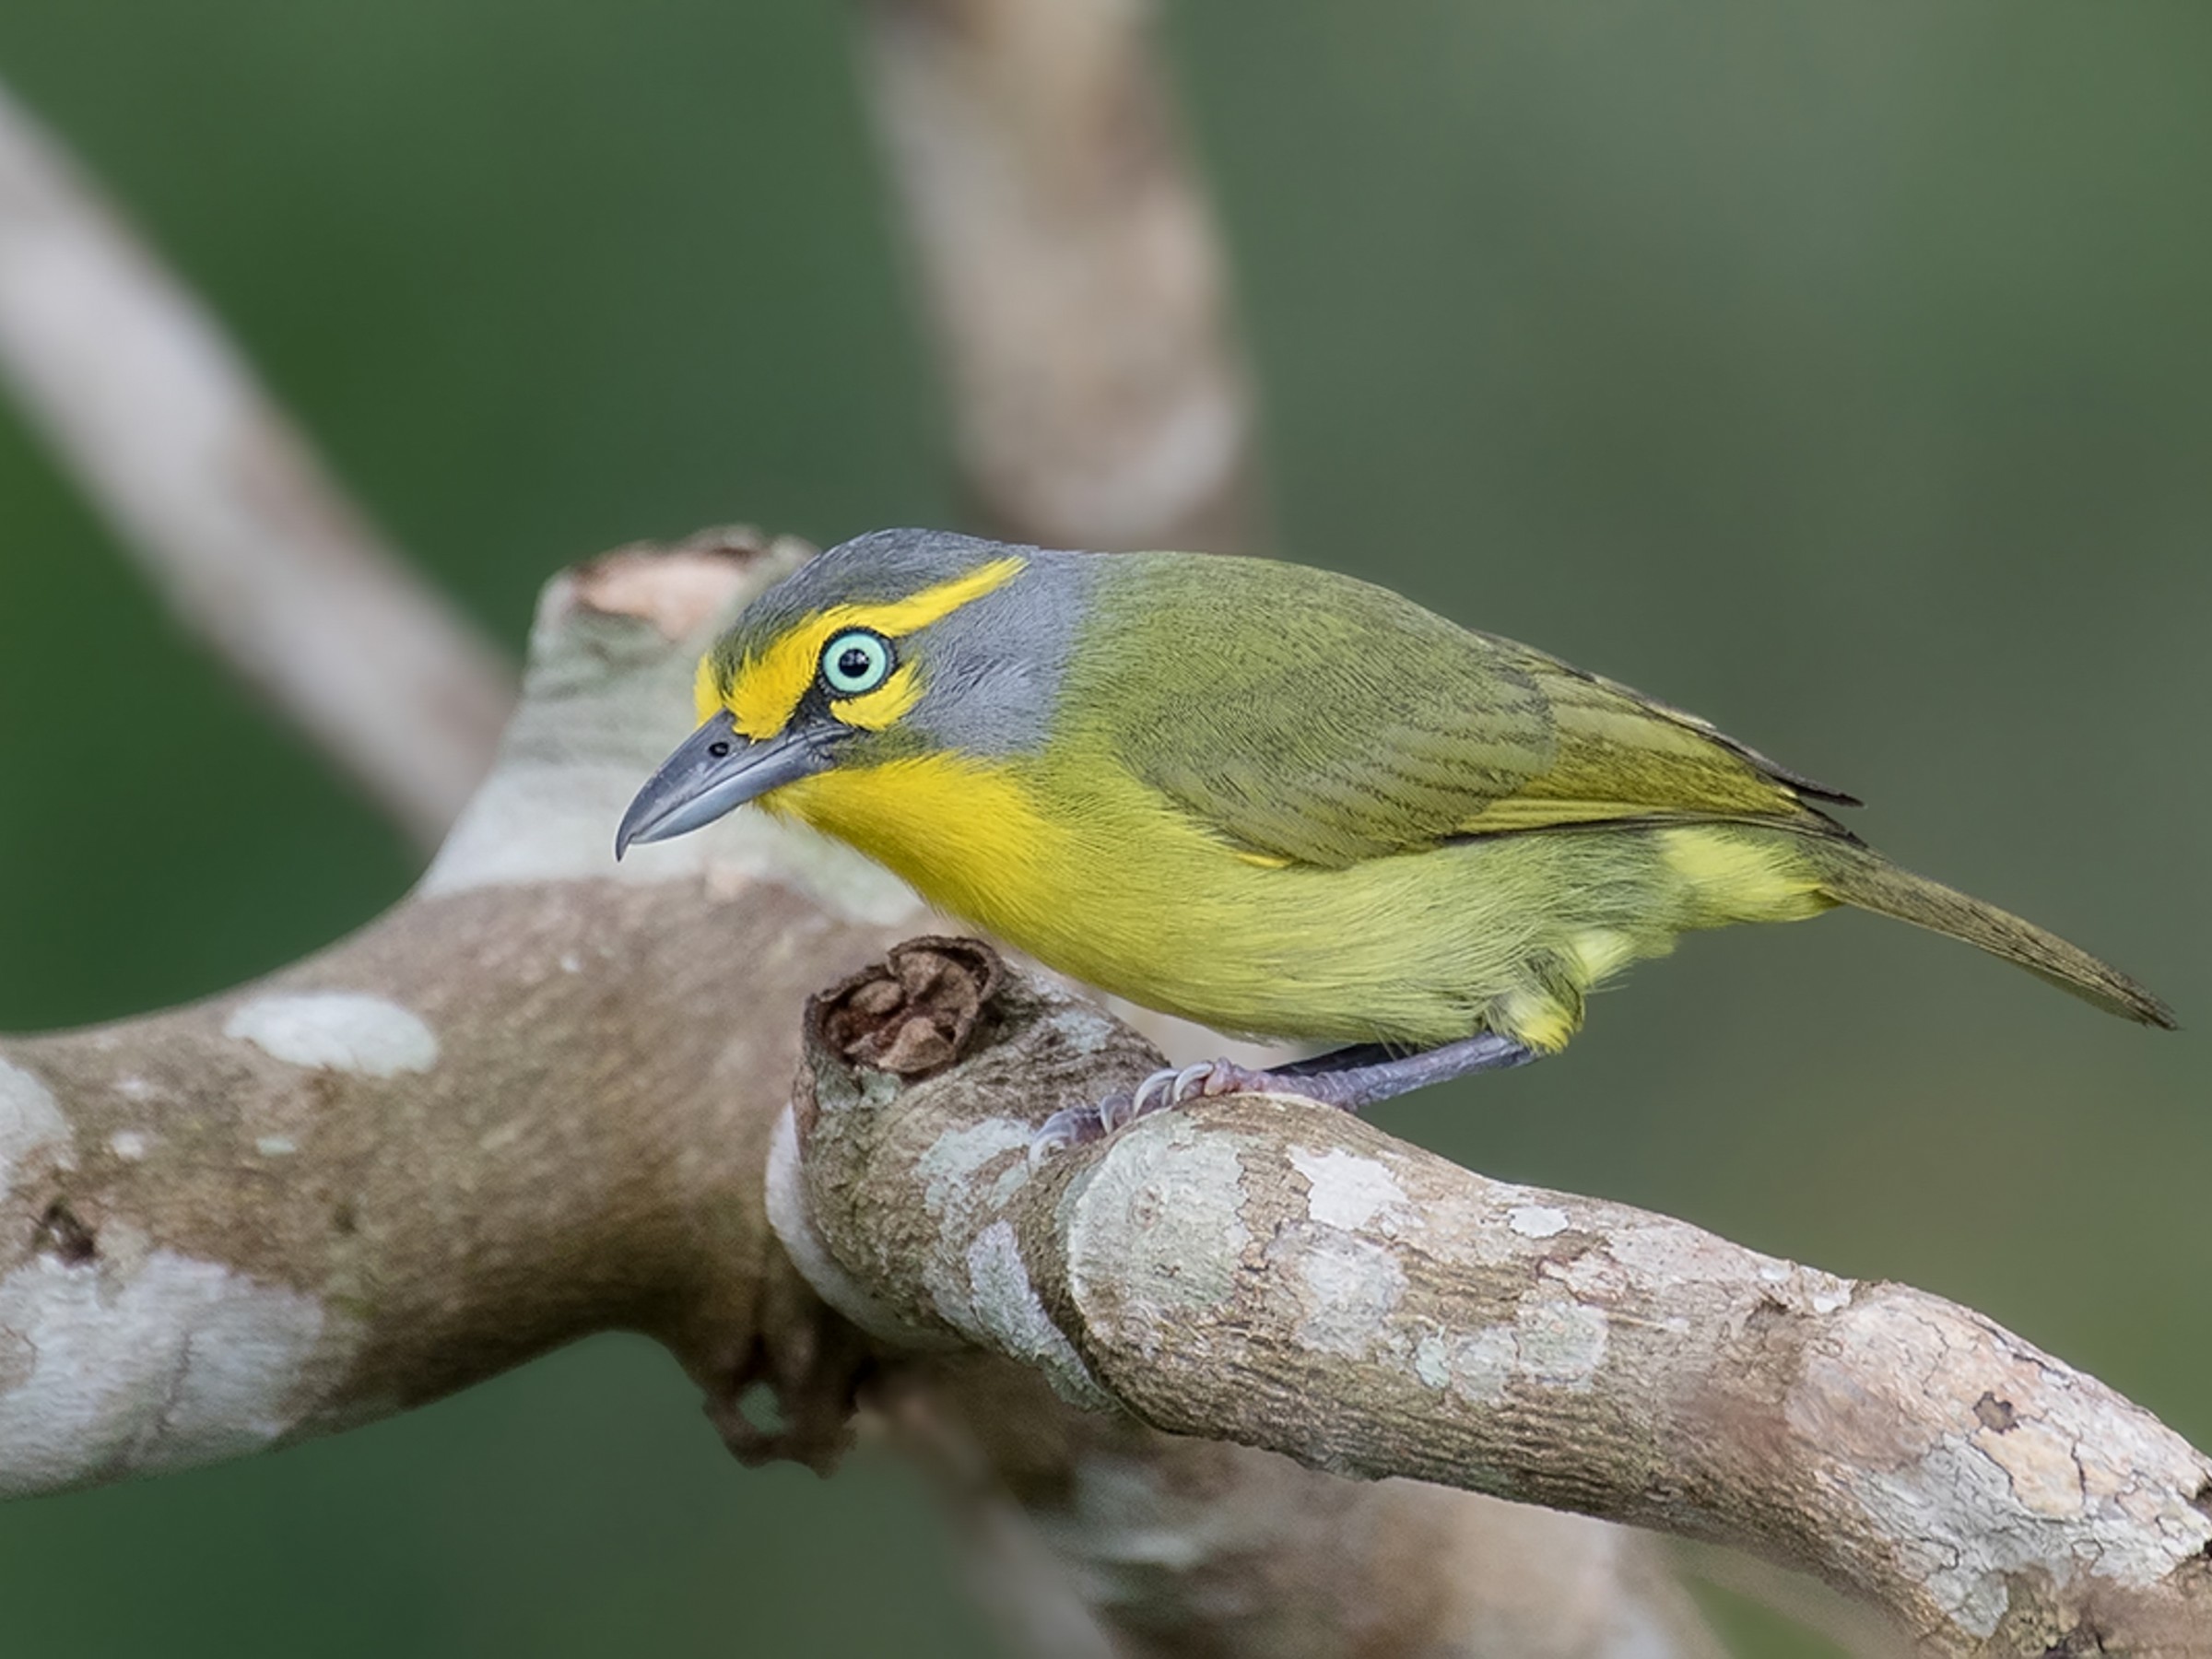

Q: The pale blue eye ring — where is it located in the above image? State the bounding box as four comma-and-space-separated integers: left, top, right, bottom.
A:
820, 629, 894, 696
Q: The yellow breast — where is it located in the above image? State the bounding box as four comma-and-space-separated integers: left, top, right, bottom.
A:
760, 741, 1847, 1056
763, 754, 1069, 940
759, 750, 1538, 1046
763, 750, 1324, 1022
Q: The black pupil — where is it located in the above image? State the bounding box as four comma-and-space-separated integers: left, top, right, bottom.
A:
838, 645, 874, 681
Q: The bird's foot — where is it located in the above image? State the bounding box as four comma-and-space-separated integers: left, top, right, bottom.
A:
1029, 1032, 1541, 1161
1029, 1058, 1287, 1162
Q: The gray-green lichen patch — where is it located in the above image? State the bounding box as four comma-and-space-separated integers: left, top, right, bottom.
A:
920, 1118, 1036, 1222
964, 1221, 1115, 1411
917, 1116, 1038, 1334
1286, 1229, 1406, 1359
1443, 1327, 1519, 1406
0, 1249, 326, 1498
224, 994, 439, 1079
1507, 1204, 1569, 1239
1512, 1293, 1608, 1388
1065, 1116, 1252, 1358
1402, 1297, 1608, 1407
1413, 1331, 1452, 1389
1287, 1146, 1409, 1232
1800, 1296, 2212, 1641
764, 1107, 953, 1348
0, 1058, 70, 1194
808, 1053, 908, 1120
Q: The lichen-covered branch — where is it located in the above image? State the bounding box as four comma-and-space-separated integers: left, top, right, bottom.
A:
782, 942, 2212, 1657
854, 0, 1260, 553
0, 531, 916, 1493
0, 79, 512, 844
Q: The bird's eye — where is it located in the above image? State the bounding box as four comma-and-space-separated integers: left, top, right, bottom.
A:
819, 629, 894, 696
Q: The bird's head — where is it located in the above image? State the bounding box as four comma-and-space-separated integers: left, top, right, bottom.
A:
616, 529, 1082, 855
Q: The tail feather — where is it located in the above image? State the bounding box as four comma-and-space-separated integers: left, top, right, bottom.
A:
1807, 841, 2176, 1029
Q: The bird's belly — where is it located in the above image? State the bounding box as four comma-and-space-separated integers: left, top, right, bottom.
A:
772, 758, 1820, 1050
1005, 834, 1655, 1049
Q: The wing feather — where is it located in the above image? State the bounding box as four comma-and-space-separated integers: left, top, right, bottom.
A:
1070, 554, 1853, 868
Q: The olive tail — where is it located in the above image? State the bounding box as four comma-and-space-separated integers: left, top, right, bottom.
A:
1807, 841, 2176, 1028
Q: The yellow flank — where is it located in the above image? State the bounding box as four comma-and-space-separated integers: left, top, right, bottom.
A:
1657, 825, 1831, 925
1488, 992, 1578, 1054
760, 747, 1849, 1052
710, 557, 1028, 736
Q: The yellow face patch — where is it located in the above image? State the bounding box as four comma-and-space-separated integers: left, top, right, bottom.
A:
699, 556, 1026, 738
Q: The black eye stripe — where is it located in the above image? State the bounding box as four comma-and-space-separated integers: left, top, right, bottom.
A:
818, 629, 894, 696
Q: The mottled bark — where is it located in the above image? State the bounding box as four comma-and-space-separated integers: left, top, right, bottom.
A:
783, 940, 2212, 1656
0, 532, 907, 1491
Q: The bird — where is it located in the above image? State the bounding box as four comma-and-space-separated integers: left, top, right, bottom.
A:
617, 528, 2172, 1145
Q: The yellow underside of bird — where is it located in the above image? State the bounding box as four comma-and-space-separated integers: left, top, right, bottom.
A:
765, 750, 1998, 1053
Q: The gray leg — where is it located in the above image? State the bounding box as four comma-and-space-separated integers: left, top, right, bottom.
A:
1176, 1031, 1538, 1112
1031, 1032, 1539, 1157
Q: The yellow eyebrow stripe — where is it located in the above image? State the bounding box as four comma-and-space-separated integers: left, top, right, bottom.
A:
715, 555, 1027, 738
843, 555, 1028, 638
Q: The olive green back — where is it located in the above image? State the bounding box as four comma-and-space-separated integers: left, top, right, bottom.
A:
1063, 551, 1851, 870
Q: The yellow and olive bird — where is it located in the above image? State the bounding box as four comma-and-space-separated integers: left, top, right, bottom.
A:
618, 529, 2172, 1140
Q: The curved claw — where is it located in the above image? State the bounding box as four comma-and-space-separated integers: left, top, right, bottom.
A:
1127, 1068, 1173, 1120
1030, 1103, 1106, 1164
1095, 1088, 1142, 1136
1053, 1057, 1258, 1158
1171, 1062, 1215, 1102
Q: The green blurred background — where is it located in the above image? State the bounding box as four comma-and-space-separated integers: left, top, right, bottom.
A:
0, 3, 2204, 1653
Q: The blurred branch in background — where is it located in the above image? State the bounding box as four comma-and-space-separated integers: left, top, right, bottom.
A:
900, 1359, 1732, 1659
856, 0, 1260, 554
0, 79, 512, 848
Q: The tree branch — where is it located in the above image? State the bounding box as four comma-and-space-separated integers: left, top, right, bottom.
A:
0, 530, 911, 1493
0, 79, 513, 845
782, 940, 2212, 1656
855, 0, 1260, 553
897, 1356, 1730, 1659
